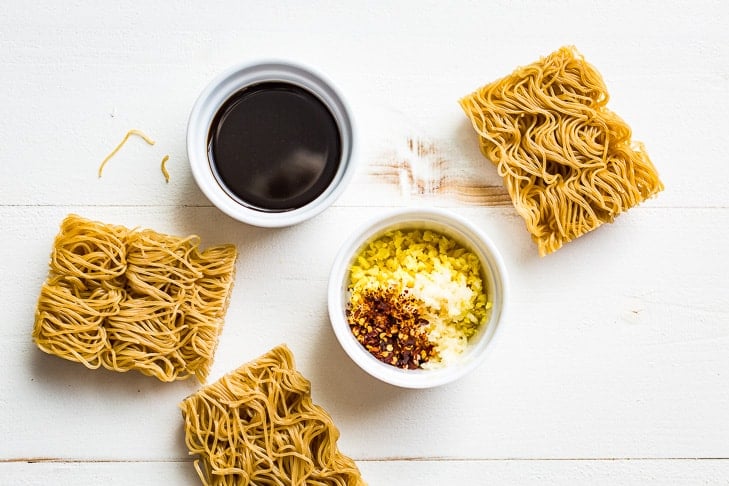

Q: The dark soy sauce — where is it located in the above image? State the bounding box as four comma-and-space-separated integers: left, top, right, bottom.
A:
208, 81, 342, 212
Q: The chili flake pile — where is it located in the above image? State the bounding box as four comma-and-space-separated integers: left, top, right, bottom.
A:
347, 287, 435, 369
346, 228, 490, 370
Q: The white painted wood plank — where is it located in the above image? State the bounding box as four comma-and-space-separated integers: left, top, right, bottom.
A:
2, 459, 729, 486
0, 1, 726, 208
2, 205, 728, 462
0, 461, 198, 486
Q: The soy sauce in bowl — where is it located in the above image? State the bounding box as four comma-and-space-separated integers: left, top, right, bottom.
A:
208, 82, 342, 212
188, 61, 355, 227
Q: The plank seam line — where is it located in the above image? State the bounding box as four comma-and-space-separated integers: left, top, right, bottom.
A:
3, 457, 729, 464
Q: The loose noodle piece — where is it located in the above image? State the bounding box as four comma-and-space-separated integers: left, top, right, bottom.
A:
160, 155, 171, 183
33, 214, 237, 382
97, 129, 156, 178
460, 46, 664, 255
179, 345, 366, 486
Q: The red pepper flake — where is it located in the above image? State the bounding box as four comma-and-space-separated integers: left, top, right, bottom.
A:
346, 287, 436, 369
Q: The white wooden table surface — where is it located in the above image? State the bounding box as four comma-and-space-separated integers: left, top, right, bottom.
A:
2, 1, 728, 484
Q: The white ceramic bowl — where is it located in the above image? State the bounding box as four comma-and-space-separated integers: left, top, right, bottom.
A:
328, 208, 507, 388
187, 61, 356, 227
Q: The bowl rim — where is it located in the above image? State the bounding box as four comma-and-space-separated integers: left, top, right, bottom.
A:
187, 60, 357, 227
327, 207, 508, 388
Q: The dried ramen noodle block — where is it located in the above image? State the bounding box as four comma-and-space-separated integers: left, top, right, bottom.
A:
179, 345, 365, 486
33, 214, 237, 382
460, 46, 664, 255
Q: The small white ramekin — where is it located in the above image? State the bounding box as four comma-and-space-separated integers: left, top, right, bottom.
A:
328, 208, 507, 388
187, 61, 356, 227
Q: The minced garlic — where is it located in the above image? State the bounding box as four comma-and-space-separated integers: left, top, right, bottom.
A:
347, 229, 490, 369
